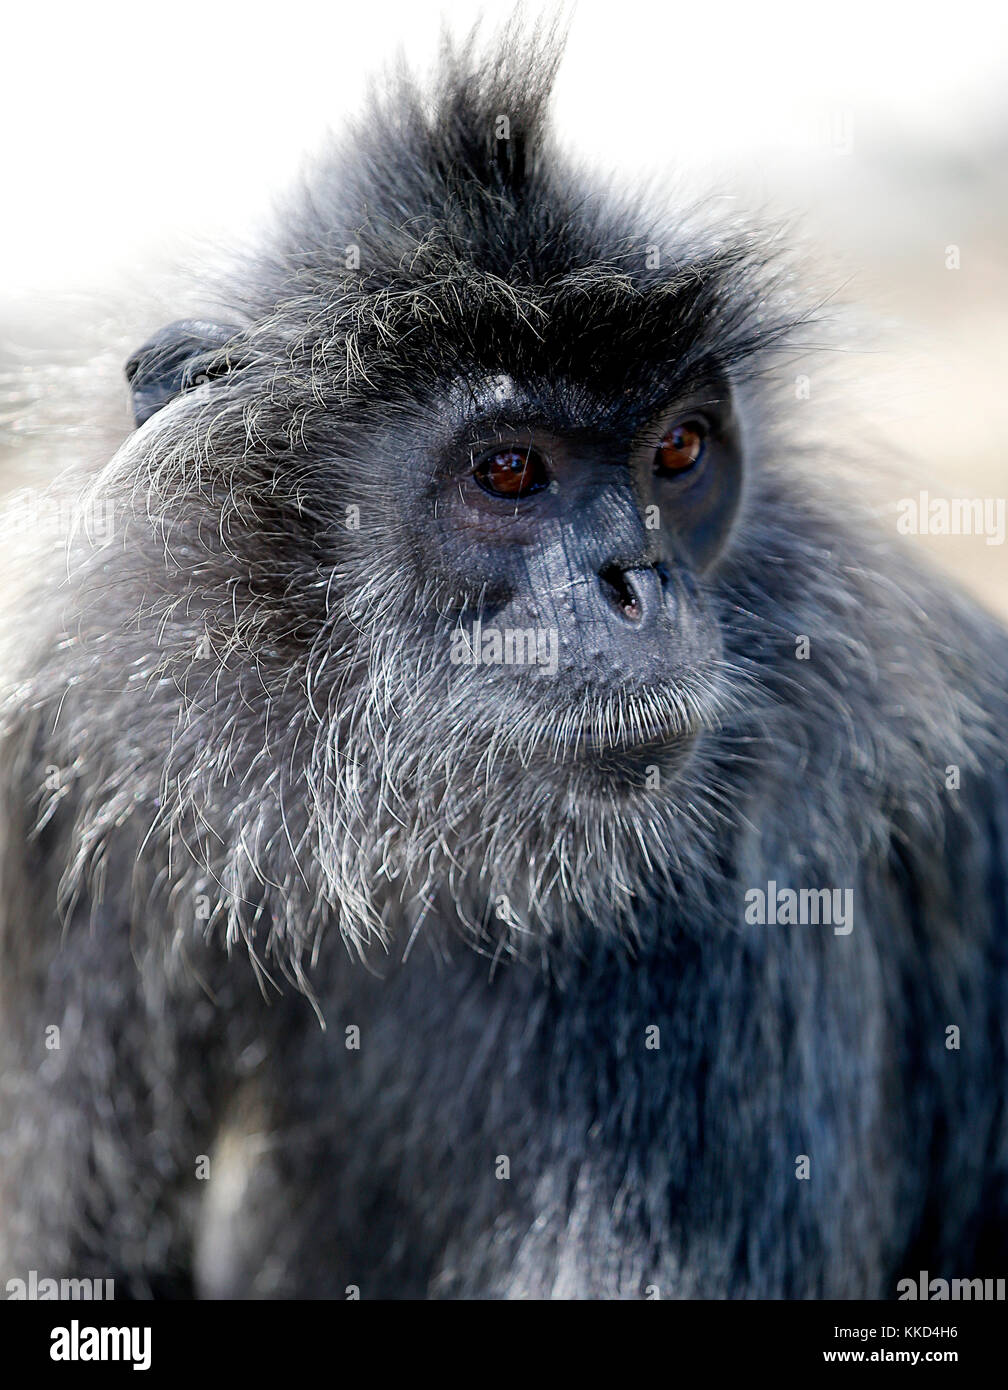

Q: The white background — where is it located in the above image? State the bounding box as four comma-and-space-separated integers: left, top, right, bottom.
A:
2, 0, 1004, 289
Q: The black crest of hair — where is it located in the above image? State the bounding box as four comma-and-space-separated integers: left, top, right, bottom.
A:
1, 23, 1007, 1299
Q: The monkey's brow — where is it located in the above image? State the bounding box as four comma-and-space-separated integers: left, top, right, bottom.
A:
443, 373, 572, 435
443, 364, 719, 441
441, 374, 619, 446
456, 373, 527, 416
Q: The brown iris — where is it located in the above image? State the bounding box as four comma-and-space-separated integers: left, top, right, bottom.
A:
655, 420, 707, 474
474, 446, 549, 498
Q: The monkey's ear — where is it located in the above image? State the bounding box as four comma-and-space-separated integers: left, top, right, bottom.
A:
125, 320, 243, 427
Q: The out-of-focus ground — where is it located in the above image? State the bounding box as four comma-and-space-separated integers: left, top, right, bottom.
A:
2, 1, 1006, 612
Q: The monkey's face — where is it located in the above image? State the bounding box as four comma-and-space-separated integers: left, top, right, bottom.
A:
339, 362, 748, 939
378, 368, 743, 792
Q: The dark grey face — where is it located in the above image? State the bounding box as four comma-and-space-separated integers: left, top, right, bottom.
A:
399, 372, 743, 763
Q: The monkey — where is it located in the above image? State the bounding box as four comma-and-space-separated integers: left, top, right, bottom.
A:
0, 25, 1006, 1301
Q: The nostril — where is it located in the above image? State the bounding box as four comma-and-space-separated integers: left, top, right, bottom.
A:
598, 564, 642, 623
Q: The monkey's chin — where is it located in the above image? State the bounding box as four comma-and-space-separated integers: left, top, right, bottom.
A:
548, 731, 702, 797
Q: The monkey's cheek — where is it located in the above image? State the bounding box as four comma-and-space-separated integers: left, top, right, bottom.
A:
666, 455, 745, 573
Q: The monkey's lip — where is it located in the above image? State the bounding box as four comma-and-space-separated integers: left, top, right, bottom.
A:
570, 696, 707, 757
544, 675, 717, 760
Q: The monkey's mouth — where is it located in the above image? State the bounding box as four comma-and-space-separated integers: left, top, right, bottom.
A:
549, 680, 714, 762
549, 710, 704, 777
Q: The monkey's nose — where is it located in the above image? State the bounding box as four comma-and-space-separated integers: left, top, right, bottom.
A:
597, 564, 662, 626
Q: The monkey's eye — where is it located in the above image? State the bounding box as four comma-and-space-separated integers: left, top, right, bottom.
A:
655, 419, 708, 475
473, 446, 549, 499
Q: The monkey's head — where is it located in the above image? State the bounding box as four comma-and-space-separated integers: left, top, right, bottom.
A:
84, 30, 808, 965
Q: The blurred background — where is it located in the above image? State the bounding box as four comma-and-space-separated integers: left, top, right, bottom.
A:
2, 0, 1007, 610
